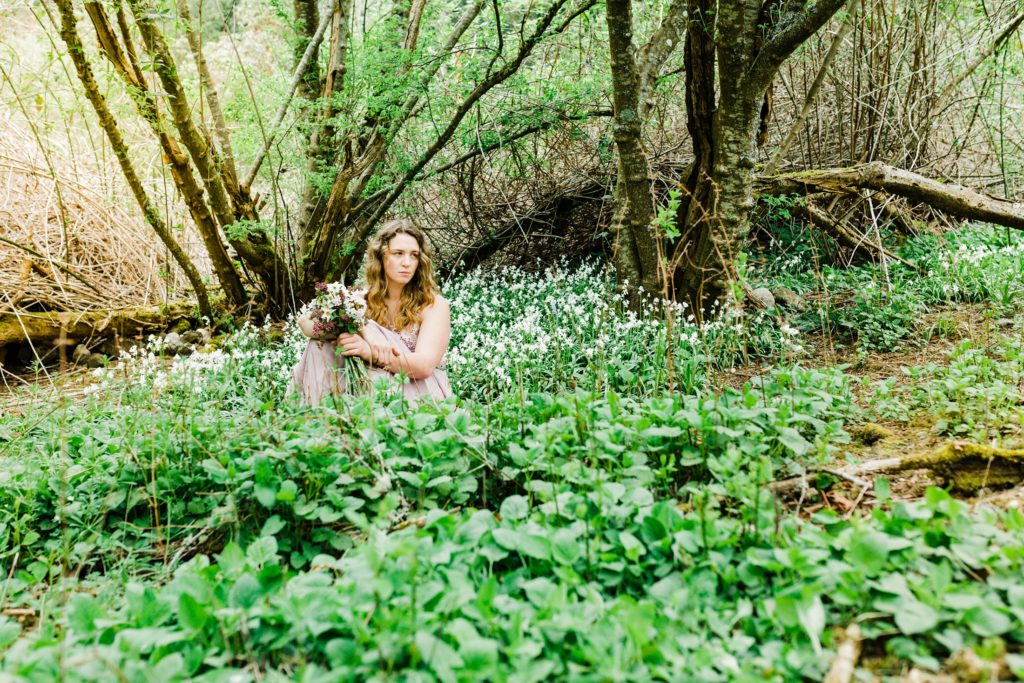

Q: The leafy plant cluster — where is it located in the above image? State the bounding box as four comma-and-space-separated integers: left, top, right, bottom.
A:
8, 230, 1024, 679
0, 348, 852, 581
751, 225, 1024, 351
4, 474, 1024, 681
870, 333, 1024, 439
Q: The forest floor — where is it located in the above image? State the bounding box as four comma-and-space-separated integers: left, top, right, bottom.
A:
5, 228, 1024, 680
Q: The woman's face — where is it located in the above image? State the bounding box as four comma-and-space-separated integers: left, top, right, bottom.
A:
383, 232, 421, 288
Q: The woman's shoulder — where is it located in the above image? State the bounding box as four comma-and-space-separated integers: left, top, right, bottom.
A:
423, 294, 450, 318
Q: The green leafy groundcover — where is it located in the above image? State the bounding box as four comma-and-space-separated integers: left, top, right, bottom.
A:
7, 227, 1024, 680
4, 486, 1024, 681
0, 366, 852, 576
3, 368, 1024, 680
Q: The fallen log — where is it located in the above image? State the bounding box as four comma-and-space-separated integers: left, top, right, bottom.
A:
849, 441, 1024, 493
0, 304, 192, 349
774, 442, 1024, 497
757, 162, 1024, 231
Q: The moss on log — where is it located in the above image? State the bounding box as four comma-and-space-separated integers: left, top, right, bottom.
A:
0, 304, 192, 348
855, 442, 1024, 493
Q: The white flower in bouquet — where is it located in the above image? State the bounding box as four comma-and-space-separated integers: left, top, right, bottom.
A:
299, 282, 368, 339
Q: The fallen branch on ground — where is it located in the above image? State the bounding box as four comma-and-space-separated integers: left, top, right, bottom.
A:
847, 441, 1024, 493
757, 162, 1024, 231
773, 442, 1024, 497
0, 304, 192, 348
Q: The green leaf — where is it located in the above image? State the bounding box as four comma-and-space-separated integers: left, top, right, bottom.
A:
894, 600, 940, 635
178, 593, 209, 631
217, 543, 247, 577
228, 574, 263, 610
600, 482, 626, 501
777, 427, 812, 456
551, 528, 580, 565
874, 477, 891, 504
499, 495, 529, 521
254, 484, 277, 508
642, 426, 683, 440
848, 531, 891, 575
414, 630, 463, 679
522, 577, 557, 608
67, 594, 104, 636
491, 528, 519, 551
518, 533, 552, 561
260, 515, 285, 536
619, 531, 646, 561
459, 637, 499, 671
796, 595, 826, 655
246, 537, 278, 567
1006, 654, 1024, 678
640, 515, 668, 543
276, 480, 298, 503
0, 617, 20, 649
964, 605, 1012, 637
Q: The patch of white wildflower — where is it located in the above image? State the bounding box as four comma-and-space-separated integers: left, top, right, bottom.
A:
445, 260, 803, 400
87, 318, 309, 403
85, 261, 804, 403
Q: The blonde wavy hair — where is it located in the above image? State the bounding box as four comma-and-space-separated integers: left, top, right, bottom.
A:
363, 219, 438, 331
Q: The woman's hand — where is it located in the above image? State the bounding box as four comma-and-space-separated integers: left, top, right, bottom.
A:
297, 314, 320, 339
337, 333, 372, 362
367, 339, 397, 367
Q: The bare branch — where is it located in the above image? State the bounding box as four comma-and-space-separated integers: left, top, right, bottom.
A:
637, 0, 687, 116
242, 8, 333, 190
176, 0, 239, 186
753, 0, 850, 89
53, 0, 212, 318
358, 0, 599, 232
767, 0, 855, 174
936, 9, 1024, 109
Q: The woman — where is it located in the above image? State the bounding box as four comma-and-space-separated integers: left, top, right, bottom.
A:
292, 219, 452, 404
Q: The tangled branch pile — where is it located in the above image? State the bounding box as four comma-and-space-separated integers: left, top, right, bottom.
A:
0, 126, 181, 315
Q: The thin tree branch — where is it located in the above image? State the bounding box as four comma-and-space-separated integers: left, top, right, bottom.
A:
243, 7, 333, 190
936, 9, 1024, 109
637, 0, 687, 117
753, 0, 850, 89
337, 0, 599, 276
768, 0, 855, 174
176, 0, 239, 187
53, 0, 212, 318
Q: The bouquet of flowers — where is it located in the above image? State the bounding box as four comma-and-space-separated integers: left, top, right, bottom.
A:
299, 282, 367, 340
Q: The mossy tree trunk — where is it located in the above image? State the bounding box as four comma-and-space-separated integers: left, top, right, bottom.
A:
671, 0, 851, 315
603, 0, 687, 300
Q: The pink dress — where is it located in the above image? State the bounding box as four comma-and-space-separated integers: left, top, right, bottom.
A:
291, 320, 452, 405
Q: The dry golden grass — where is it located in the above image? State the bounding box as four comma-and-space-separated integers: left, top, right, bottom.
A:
0, 117, 191, 313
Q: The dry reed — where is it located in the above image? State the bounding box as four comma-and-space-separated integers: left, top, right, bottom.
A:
0, 117, 192, 314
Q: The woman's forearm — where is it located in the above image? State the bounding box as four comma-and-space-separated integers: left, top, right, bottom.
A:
383, 349, 437, 380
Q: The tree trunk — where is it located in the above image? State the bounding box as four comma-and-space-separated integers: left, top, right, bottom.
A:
82, 1, 247, 310
54, 0, 214, 319
605, 0, 660, 297
671, 0, 849, 313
